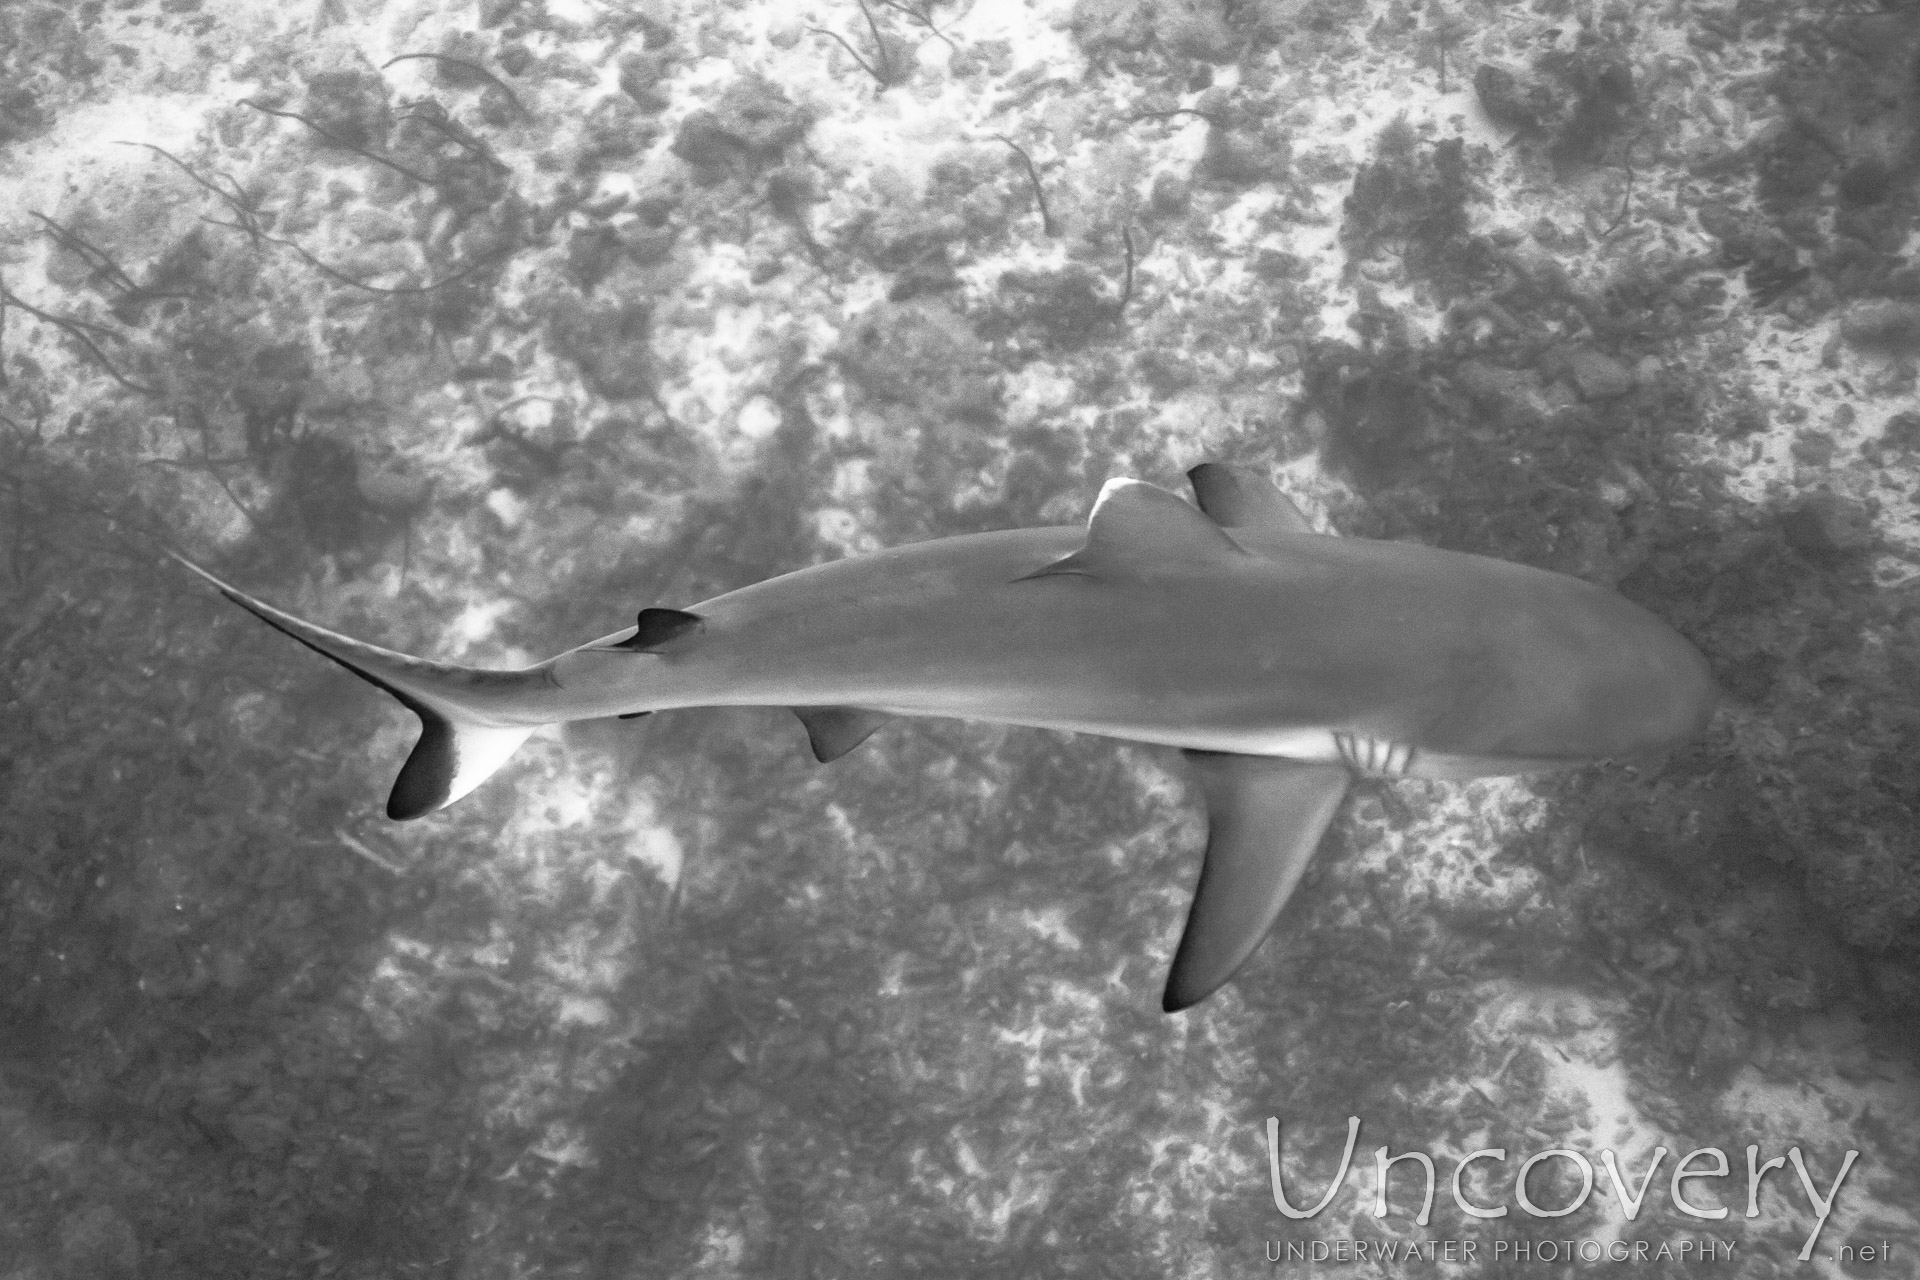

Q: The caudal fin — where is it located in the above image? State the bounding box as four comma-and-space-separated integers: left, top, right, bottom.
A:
170, 553, 547, 819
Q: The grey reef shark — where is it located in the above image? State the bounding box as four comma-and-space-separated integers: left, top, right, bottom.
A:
173, 464, 1717, 1012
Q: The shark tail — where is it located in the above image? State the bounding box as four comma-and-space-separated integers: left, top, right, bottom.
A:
170, 553, 548, 820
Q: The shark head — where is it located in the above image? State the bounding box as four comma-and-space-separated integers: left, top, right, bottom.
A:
1455, 565, 1720, 765
1571, 594, 1720, 757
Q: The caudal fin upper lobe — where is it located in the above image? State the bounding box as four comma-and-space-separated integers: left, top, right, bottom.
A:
170, 553, 547, 818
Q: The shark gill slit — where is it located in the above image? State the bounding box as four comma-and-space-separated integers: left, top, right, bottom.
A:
1334, 732, 1417, 778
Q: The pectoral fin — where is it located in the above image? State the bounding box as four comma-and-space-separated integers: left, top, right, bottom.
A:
793, 706, 894, 762
1187, 463, 1317, 536
1163, 753, 1350, 1013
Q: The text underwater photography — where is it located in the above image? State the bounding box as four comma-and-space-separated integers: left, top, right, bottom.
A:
5, 0, 1920, 1276
1256, 1116, 1890, 1269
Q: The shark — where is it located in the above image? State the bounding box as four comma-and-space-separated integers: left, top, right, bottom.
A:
173, 464, 1718, 1012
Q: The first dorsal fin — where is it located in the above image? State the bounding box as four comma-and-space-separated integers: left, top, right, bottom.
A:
1187, 463, 1318, 537
1021, 478, 1246, 581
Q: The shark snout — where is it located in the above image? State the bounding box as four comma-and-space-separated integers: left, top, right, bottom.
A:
1496, 580, 1718, 763
1651, 629, 1720, 746
1582, 608, 1719, 757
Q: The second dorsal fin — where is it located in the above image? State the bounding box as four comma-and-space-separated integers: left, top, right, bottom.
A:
1021, 478, 1246, 581
605, 608, 704, 653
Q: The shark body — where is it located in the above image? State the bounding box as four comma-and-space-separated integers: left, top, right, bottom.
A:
176, 465, 1717, 1011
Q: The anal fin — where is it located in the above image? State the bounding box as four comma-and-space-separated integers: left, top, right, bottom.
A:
793, 706, 894, 763
1163, 753, 1350, 1013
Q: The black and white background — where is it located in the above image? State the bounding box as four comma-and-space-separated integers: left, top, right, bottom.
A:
2, 0, 1917, 1274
